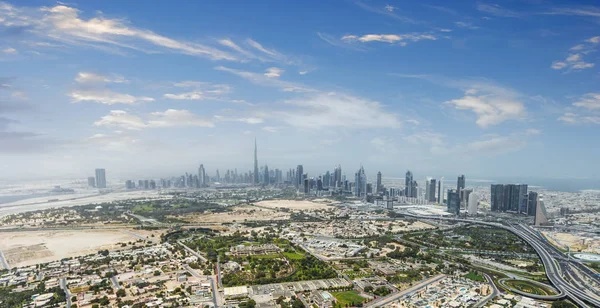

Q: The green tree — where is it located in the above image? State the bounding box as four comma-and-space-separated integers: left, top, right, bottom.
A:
551, 300, 577, 308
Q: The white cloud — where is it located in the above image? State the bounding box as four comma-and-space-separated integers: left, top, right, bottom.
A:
94, 109, 214, 130
262, 126, 279, 133
215, 66, 315, 92
148, 109, 214, 128
385, 5, 396, 12
393, 74, 527, 128
341, 33, 436, 45
558, 112, 600, 125
476, 3, 522, 18
552, 37, 598, 71
271, 92, 401, 130
264, 67, 284, 78
0, 2, 238, 61
299, 71, 309, 75
75, 72, 129, 84
94, 110, 147, 130
444, 92, 526, 128
70, 90, 154, 105
163, 91, 203, 100
2, 47, 17, 54
573, 93, 600, 110
438, 28, 452, 32
214, 115, 264, 125
317, 32, 367, 51
247, 39, 277, 57
164, 82, 235, 102
454, 21, 480, 30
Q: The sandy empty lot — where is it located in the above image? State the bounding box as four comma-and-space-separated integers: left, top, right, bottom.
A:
543, 231, 600, 253
0, 229, 145, 267
255, 200, 334, 211
182, 206, 290, 223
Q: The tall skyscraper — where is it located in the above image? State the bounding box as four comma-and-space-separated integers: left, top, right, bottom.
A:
216, 169, 220, 182
334, 165, 342, 188
198, 164, 206, 187
518, 184, 528, 214
263, 164, 269, 185
95, 168, 106, 188
447, 189, 460, 215
491, 184, 504, 212
429, 179, 437, 202
457, 175, 465, 207
296, 165, 303, 189
457, 175, 465, 192
527, 191, 538, 216
405, 170, 413, 198
253, 138, 259, 185
437, 177, 444, 204
376, 171, 382, 193
354, 165, 367, 198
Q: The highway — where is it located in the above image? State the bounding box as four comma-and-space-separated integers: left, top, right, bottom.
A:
364, 274, 446, 307
110, 275, 122, 289
397, 213, 600, 307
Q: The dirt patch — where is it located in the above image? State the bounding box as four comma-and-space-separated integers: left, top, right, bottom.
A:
0, 229, 145, 267
182, 206, 290, 223
255, 200, 333, 211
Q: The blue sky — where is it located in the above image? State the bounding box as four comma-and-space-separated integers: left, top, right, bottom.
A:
0, 0, 599, 181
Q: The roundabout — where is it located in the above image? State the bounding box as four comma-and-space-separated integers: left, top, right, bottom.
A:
498, 278, 564, 300
570, 252, 600, 262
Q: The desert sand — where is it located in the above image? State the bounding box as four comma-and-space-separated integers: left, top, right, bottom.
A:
0, 229, 148, 267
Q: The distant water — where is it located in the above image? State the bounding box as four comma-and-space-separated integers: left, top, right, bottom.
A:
0, 193, 50, 205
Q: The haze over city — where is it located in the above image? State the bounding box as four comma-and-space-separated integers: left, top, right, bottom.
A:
1, 0, 599, 181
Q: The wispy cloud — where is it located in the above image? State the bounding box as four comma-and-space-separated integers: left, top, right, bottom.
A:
341, 33, 437, 46
422, 4, 458, 15
454, 21, 480, 30
316, 32, 367, 51
94, 109, 214, 130
354, 1, 422, 24
215, 66, 315, 92
163, 82, 237, 102
540, 6, 600, 18
476, 3, 523, 18
69, 72, 152, 105
2, 47, 17, 54
70, 90, 154, 105
551, 36, 598, 72
268, 92, 402, 130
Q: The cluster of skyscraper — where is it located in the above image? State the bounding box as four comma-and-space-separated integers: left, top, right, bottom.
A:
87, 168, 106, 189
490, 184, 539, 216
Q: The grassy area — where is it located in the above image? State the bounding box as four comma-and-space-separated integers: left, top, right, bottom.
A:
283, 251, 305, 260
251, 254, 281, 259
332, 290, 366, 307
503, 279, 558, 296
464, 271, 484, 282
132, 204, 153, 213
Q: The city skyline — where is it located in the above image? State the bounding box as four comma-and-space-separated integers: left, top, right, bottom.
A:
2, 1, 600, 181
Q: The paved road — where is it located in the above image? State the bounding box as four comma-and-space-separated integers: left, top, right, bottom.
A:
110, 276, 121, 289
183, 264, 218, 308
364, 274, 446, 307
474, 274, 499, 307
0, 247, 10, 270
177, 240, 208, 262
60, 277, 72, 308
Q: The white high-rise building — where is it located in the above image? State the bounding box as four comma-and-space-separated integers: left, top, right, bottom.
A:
468, 195, 479, 215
